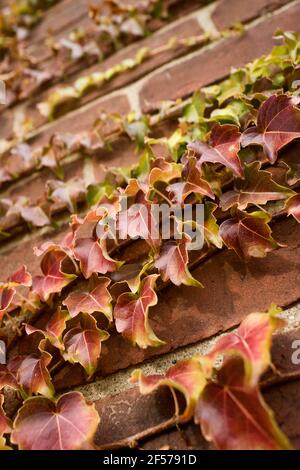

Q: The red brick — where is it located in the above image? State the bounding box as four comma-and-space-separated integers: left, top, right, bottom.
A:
140, 2, 300, 113
212, 0, 293, 31
23, 18, 204, 131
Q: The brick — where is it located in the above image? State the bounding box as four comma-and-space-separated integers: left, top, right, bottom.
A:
52, 217, 300, 390
22, 18, 204, 131
212, 0, 293, 31
140, 2, 300, 113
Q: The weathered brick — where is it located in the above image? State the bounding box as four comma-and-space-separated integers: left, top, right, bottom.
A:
212, 0, 293, 31
22, 18, 204, 131
140, 2, 300, 113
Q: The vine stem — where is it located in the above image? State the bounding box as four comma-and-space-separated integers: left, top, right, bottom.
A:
261, 369, 300, 390
94, 415, 181, 450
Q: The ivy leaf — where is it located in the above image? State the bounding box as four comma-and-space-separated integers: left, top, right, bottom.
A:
74, 237, 121, 279
0, 395, 12, 437
195, 357, 293, 450
131, 358, 206, 421
114, 274, 164, 349
188, 124, 243, 178
11, 391, 100, 450
46, 178, 87, 213
203, 202, 223, 249
111, 259, 153, 294
0, 366, 18, 391
167, 156, 215, 204
8, 352, 54, 398
32, 250, 77, 301
220, 162, 295, 211
155, 235, 203, 288
63, 313, 109, 376
220, 210, 280, 258
63, 276, 112, 321
1, 197, 50, 228
9, 265, 32, 287
241, 95, 300, 164
25, 308, 70, 350
148, 158, 182, 186
286, 193, 300, 222
0, 288, 15, 321
117, 192, 159, 250
203, 305, 285, 385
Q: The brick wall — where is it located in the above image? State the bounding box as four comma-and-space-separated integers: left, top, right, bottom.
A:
1, 0, 300, 450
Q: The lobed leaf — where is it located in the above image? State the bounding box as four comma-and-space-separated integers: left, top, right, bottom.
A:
241, 94, 300, 163
220, 210, 280, 258
131, 358, 206, 421
114, 274, 164, 349
195, 357, 293, 450
11, 391, 100, 450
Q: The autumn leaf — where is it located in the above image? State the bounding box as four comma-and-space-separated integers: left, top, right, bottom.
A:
25, 308, 70, 350
74, 237, 121, 279
167, 156, 215, 204
286, 193, 300, 222
114, 274, 164, 349
203, 202, 223, 249
9, 265, 32, 287
203, 305, 285, 385
220, 162, 294, 211
8, 352, 54, 398
11, 391, 100, 450
131, 358, 206, 421
241, 95, 300, 163
0, 197, 50, 228
46, 178, 87, 213
188, 124, 243, 178
155, 235, 203, 287
63, 276, 112, 321
0, 366, 18, 391
111, 259, 153, 294
117, 192, 159, 250
32, 250, 77, 301
0, 287, 15, 321
148, 158, 182, 186
195, 357, 293, 450
220, 210, 280, 258
63, 313, 109, 376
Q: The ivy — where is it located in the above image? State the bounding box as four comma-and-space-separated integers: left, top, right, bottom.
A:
0, 30, 300, 450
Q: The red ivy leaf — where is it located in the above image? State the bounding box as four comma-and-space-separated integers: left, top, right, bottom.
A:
131, 358, 206, 421
195, 357, 293, 450
9, 265, 32, 287
241, 95, 300, 164
63, 313, 109, 376
155, 235, 203, 287
114, 274, 164, 349
286, 193, 300, 222
203, 305, 285, 385
168, 156, 215, 204
188, 124, 243, 178
11, 391, 100, 450
25, 308, 70, 350
220, 210, 280, 258
0, 366, 18, 391
220, 162, 294, 211
63, 276, 112, 321
8, 352, 54, 398
74, 237, 121, 279
0, 287, 15, 321
33, 250, 77, 301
